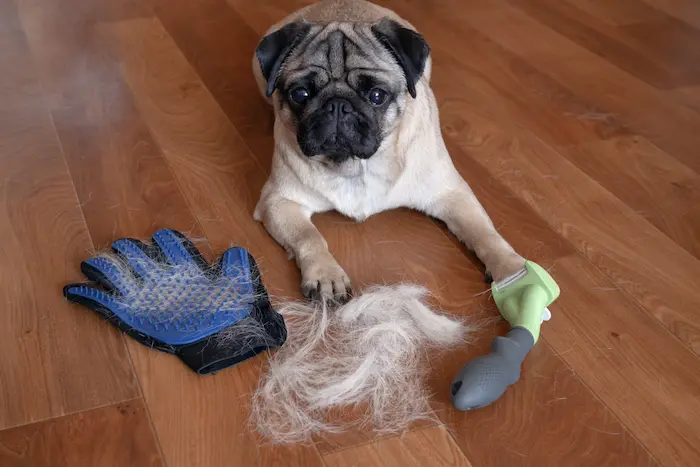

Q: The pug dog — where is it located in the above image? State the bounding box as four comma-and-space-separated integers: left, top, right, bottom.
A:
252, 0, 525, 302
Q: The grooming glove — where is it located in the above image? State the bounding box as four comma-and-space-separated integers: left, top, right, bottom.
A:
64, 228, 286, 374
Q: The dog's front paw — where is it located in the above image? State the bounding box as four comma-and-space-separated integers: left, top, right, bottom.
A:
300, 253, 352, 304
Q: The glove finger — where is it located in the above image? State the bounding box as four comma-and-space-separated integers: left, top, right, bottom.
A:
151, 229, 210, 271
63, 283, 123, 317
214, 247, 257, 302
63, 283, 176, 354
111, 238, 158, 279
218, 247, 251, 280
81, 255, 138, 295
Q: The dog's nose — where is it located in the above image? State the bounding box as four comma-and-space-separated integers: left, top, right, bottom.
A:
325, 98, 353, 117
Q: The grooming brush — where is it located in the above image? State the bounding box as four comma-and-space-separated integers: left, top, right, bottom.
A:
450, 261, 560, 410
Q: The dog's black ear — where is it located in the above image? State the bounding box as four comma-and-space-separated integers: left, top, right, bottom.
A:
256, 22, 311, 97
371, 19, 430, 98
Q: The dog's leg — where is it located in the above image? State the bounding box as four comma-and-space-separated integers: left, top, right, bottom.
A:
256, 196, 352, 302
426, 184, 526, 282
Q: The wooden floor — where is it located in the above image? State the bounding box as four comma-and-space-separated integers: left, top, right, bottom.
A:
1, 0, 700, 465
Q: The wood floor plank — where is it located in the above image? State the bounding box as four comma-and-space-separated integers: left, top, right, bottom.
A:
557, 136, 700, 259
15, 10, 263, 467
410, 0, 700, 174
429, 21, 632, 145
225, 0, 308, 35
563, 0, 664, 26
620, 15, 700, 87
0, 0, 138, 430
322, 426, 473, 467
506, 0, 700, 89
536, 256, 700, 466
426, 35, 700, 262
426, 51, 700, 260
435, 331, 662, 467
671, 84, 700, 114
401, 9, 634, 148
0, 400, 164, 467
148, 0, 280, 171
15, 0, 201, 245
639, 0, 700, 29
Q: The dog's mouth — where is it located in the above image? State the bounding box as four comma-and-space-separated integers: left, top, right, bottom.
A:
319, 149, 353, 164
300, 138, 375, 162
298, 113, 379, 162
317, 139, 374, 163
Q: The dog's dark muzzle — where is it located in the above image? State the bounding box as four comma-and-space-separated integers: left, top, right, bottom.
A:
298, 97, 379, 161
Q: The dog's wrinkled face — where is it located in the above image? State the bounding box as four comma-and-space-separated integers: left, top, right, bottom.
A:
256, 19, 429, 163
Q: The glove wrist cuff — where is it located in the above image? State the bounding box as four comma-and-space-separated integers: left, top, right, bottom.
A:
178, 311, 287, 375
177, 336, 265, 375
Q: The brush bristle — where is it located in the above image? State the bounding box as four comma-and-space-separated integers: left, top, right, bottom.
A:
493, 267, 528, 290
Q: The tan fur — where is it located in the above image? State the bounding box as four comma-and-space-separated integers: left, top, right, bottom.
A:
253, 0, 525, 301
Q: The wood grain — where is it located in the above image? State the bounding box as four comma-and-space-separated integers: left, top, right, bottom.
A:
435, 337, 661, 467
398, 13, 633, 146
322, 426, 473, 467
416, 0, 700, 173
103, 16, 298, 289
564, 0, 664, 26
556, 136, 700, 259
0, 0, 138, 431
148, 0, 278, 170
671, 84, 700, 114
0, 399, 164, 467
639, 0, 700, 29
16, 0, 201, 245
620, 15, 700, 83
506, 0, 700, 89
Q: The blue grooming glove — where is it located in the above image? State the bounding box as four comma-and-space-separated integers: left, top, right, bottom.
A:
64, 229, 287, 374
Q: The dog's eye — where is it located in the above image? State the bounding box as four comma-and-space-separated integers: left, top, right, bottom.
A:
289, 87, 310, 105
368, 88, 388, 106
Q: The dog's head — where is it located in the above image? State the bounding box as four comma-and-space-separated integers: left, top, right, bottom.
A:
256, 18, 430, 163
